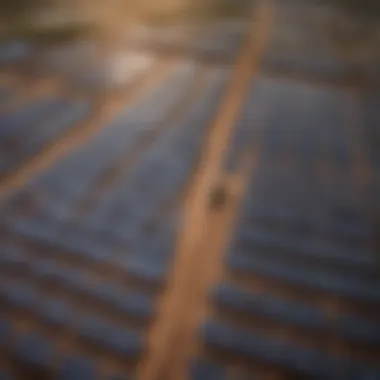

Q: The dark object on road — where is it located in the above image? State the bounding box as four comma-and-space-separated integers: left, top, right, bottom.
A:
209, 184, 228, 211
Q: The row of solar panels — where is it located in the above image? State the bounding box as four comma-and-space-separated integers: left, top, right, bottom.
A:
0, 57, 194, 181
195, 66, 380, 378
0, 97, 90, 178
0, 41, 32, 65
3, 62, 198, 235
197, 321, 379, 379
225, 76, 353, 171
0, 62, 230, 378
0, 317, 131, 379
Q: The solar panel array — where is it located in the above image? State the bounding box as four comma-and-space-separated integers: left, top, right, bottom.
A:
198, 80, 379, 379
0, 1, 379, 379
0, 62, 229, 379
0, 97, 90, 179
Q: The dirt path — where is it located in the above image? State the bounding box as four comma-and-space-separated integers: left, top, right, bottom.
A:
136, 2, 274, 379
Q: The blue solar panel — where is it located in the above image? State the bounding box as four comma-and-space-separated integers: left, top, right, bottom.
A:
224, 78, 280, 171
19, 101, 90, 157
38, 299, 71, 328
30, 260, 86, 294
0, 247, 29, 272
60, 233, 106, 260
202, 321, 380, 379
236, 227, 375, 269
57, 356, 95, 380
11, 217, 60, 244
338, 316, 380, 346
0, 41, 31, 63
262, 53, 347, 81
123, 256, 166, 286
228, 253, 380, 303
3, 283, 38, 311
13, 332, 52, 369
0, 99, 89, 175
87, 284, 153, 320
189, 359, 225, 380
214, 283, 326, 330
77, 316, 141, 357
0, 97, 60, 137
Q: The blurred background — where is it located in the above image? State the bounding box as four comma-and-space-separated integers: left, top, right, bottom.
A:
0, 0, 379, 379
